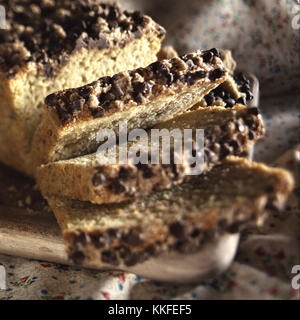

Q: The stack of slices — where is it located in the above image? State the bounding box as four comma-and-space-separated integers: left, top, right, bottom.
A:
0, 1, 294, 273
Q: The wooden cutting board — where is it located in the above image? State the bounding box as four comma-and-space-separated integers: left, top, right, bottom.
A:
0, 163, 69, 264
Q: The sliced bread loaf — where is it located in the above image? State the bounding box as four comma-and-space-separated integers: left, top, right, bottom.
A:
0, 1, 165, 175
30, 49, 228, 176
37, 105, 264, 204
48, 157, 294, 268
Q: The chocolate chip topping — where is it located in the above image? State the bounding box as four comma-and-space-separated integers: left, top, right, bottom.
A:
0, 1, 165, 78
122, 228, 144, 246
70, 251, 85, 265
204, 71, 253, 108
101, 250, 119, 266
45, 50, 226, 124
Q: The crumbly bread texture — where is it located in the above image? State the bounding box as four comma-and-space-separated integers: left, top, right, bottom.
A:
0, 0, 165, 175
48, 157, 294, 268
37, 105, 264, 204
30, 49, 227, 176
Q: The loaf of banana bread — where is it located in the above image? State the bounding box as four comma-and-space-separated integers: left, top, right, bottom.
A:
0, 0, 165, 175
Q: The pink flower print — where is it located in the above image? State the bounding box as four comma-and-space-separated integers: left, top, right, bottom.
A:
118, 273, 126, 283
40, 263, 52, 268
20, 276, 29, 283
101, 291, 110, 300
268, 287, 278, 296
255, 246, 266, 256
227, 280, 238, 289
275, 250, 286, 260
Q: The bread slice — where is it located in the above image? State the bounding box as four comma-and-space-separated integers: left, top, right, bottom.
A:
37, 105, 264, 204
30, 49, 228, 176
48, 157, 294, 268
0, 1, 165, 175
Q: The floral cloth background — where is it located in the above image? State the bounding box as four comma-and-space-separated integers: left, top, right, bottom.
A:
0, 0, 299, 300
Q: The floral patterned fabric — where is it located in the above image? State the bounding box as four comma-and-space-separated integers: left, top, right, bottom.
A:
0, 0, 299, 300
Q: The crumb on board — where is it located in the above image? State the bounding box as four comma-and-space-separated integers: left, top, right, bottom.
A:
8, 185, 17, 192
17, 200, 24, 207
25, 195, 32, 206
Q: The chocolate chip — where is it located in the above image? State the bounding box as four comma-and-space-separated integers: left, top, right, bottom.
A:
72, 98, 85, 111
137, 164, 155, 179
79, 86, 93, 97
124, 251, 145, 267
131, 11, 144, 25
235, 72, 247, 83
133, 93, 144, 104
237, 96, 247, 105
90, 107, 105, 118
90, 233, 103, 248
45, 93, 58, 105
119, 167, 134, 181
209, 68, 225, 80
265, 186, 275, 193
246, 91, 254, 100
101, 250, 119, 266
205, 93, 215, 106
132, 82, 151, 96
229, 140, 240, 151
99, 76, 112, 86
107, 6, 120, 21
241, 83, 250, 92
109, 180, 126, 194
210, 48, 219, 57
202, 51, 213, 63
169, 222, 185, 239
111, 84, 125, 99
107, 228, 118, 238
71, 251, 85, 265
225, 98, 236, 108
190, 228, 201, 238
119, 20, 131, 31
76, 232, 88, 245
193, 70, 207, 79
122, 229, 144, 246
248, 131, 255, 140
